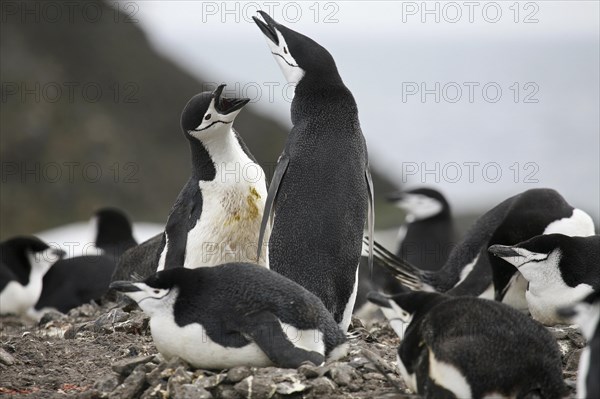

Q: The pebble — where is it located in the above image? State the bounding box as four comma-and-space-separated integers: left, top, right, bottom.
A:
0, 347, 16, 366
171, 383, 213, 399
112, 355, 155, 376
93, 374, 121, 393
234, 376, 277, 399
226, 366, 252, 383
109, 364, 147, 399
310, 377, 337, 395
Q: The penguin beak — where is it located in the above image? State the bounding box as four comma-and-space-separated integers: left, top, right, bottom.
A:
556, 305, 577, 320
109, 281, 142, 293
212, 84, 250, 115
488, 245, 520, 258
367, 291, 392, 308
253, 11, 279, 45
52, 248, 66, 259
386, 191, 405, 203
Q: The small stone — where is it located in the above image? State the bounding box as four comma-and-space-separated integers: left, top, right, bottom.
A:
234, 376, 276, 399
167, 367, 192, 393
212, 385, 239, 399
171, 384, 213, 399
146, 364, 168, 387
347, 383, 361, 392
297, 363, 320, 379
565, 348, 582, 371
363, 372, 386, 381
93, 374, 121, 393
567, 330, 587, 348
112, 355, 155, 376
226, 366, 252, 383
310, 377, 337, 395
326, 363, 358, 386
140, 383, 167, 399
109, 364, 147, 399
0, 347, 16, 366
195, 374, 226, 390
38, 311, 66, 325
275, 381, 307, 395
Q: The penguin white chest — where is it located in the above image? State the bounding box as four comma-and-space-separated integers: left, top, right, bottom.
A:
149, 314, 272, 369
184, 169, 269, 268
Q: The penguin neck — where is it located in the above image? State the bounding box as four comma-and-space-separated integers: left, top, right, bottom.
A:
188, 126, 250, 182
291, 73, 355, 124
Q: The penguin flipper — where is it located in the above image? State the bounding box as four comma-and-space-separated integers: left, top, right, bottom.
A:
237, 310, 325, 368
256, 154, 289, 261
363, 237, 424, 291
365, 166, 375, 273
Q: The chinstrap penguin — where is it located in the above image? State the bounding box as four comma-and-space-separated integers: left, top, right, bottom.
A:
110, 263, 348, 369
557, 290, 600, 399
93, 207, 138, 263
489, 234, 599, 325
366, 188, 595, 312
388, 188, 456, 272
114, 85, 269, 282
253, 11, 374, 332
0, 236, 65, 316
367, 289, 568, 399
31, 208, 138, 317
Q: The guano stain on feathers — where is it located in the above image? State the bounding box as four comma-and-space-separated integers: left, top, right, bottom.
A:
224, 187, 262, 226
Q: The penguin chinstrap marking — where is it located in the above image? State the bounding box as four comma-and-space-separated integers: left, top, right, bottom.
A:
489, 234, 600, 326
367, 290, 568, 399
253, 11, 375, 332
366, 188, 595, 312
0, 236, 65, 316
110, 263, 348, 369
557, 290, 600, 399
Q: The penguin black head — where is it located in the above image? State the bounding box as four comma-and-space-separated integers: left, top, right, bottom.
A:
253, 11, 339, 85
1, 236, 66, 281
387, 188, 450, 221
110, 268, 195, 316
181, 84, 250, 140
488, 233, 570, 270
93, 207, 135, 249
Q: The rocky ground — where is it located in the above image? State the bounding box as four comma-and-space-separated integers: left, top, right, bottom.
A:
0, 301, 584, 399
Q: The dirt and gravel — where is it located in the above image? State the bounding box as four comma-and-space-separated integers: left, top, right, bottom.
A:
0, 301, 584, 398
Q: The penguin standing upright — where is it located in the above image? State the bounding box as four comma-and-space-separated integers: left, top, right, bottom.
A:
115, 85, 269, 280
489, 234, 600, 325
388, 188, 456, 272
110, 263, 348, 369
253, 12, 374, 332
367, 290, 568, 399
0, 236, 65, 316
557, 290, 600, 399
368, 188, 595, 312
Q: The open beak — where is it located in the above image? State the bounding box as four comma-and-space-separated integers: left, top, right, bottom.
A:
488, 245, 520, 258
109, 281, 142, 293
252, 11, 279, 45
367, 291, 392, 308
212, 84, 250, 115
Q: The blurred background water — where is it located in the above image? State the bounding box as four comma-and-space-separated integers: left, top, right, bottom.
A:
1, 0, 598, 240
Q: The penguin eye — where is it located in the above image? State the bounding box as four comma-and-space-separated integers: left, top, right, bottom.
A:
283, 47, 288, 54
204, 114, 211, 121
153, 289, 160, 294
